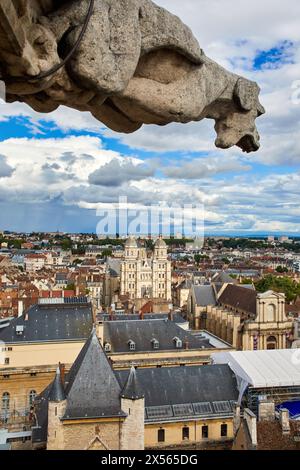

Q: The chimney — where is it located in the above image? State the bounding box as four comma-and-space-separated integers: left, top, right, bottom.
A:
184, 341, 189, 350
258, 397, 275, 422
59, 362, 66, 386
95, 321, 104, 345
18, 300, 24, 317
279, 408, 291, 435
243, 409, 257, 447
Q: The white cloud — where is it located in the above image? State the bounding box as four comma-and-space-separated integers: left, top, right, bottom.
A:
0, 1, 300, 233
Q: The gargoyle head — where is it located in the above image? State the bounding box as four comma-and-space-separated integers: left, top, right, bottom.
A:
215, 78, 265, 153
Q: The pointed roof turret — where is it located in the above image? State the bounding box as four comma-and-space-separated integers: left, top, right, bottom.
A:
62, 329, 126, 420
121, 366, 144, 400
49, 367, 66, 402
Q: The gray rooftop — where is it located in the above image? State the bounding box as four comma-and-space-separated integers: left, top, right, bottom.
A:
116, 364, 238, 422
192, 285, 217, 307
63, 331, 126, 420
121, 367, 144, 400
103, 319, 211, 353
48, 368, 66, 402
212, 272, 237, 284
107, 258, 121, 276
0, 303, 93, 344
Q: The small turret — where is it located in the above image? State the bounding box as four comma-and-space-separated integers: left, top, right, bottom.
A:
121, 366, 144, 400
120, 367, 145, 450
49, 367, 66, 402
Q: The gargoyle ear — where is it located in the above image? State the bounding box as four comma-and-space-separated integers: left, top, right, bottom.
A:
234, 78, 260, 111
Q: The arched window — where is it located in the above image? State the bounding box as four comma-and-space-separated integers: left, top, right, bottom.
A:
29, 390, 37, 406
2, 392, 10, 411
267, 336, 277, 350
267, 304, 276, 322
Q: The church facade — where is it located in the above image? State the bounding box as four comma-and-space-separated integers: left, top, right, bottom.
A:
120, 237, 171, 302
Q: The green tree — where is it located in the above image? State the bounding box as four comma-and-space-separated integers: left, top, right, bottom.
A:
276, 266, 288, 273
255, 275, 300, 303
65, 283, 75, 291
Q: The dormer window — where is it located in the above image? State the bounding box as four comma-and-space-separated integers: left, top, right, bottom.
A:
128, 340, 136, 351
151, 338, 159, 350
104, 343, 111, 353
173, 337, 182, 349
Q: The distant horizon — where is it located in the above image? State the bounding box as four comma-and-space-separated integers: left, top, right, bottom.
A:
1, 228, 300, 239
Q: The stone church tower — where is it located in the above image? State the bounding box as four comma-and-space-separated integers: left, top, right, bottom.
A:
120, 237, 171, 301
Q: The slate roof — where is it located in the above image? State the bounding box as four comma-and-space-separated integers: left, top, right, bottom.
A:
48, 368, 66, 402
218, 284, 257, 315
0, 303, 93, 343
107, 258, 121, 276
32, 337, 238, 444
62, 331, 126, 420
103, 319, 211, 353
121, 367, 144, 400
212, 272, 237, 284
116, 364, 238, 422
192, 285, 217, 307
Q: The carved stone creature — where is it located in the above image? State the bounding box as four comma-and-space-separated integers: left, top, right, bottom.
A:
0, 0, 265, 152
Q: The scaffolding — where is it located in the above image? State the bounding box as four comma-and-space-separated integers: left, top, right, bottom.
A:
246, 385, 300, 415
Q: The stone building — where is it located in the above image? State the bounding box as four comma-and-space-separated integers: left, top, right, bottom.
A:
0, 300, 93, 427
188, 283, 293, 351
32, 331, 239, 450
32, 332, 144, 450
120, 237, 171, 302
95, 316, 233, 369
214, 286, 293, 350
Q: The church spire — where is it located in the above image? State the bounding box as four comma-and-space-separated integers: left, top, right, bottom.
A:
49, 367, 66, 402
121, 366, 144, 400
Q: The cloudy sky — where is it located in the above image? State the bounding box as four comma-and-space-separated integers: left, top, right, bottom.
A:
0, 0, 300, 235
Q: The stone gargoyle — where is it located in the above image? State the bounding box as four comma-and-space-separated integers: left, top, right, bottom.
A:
0, 0, 265, 152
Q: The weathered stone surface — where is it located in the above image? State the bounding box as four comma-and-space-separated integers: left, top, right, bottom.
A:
0, 0, 265, 152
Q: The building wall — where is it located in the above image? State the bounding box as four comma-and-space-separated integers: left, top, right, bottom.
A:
0, 368, 57, 425
61, 419, 123, 450
120, 398, 144, 450
0, 341, 85, 369
47, 400, 66, 450
108, 348, 230, 369
145, 418, 234, 448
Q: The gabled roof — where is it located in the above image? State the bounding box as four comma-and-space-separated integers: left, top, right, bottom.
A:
218, 284, 257, 315
103, 319, 211, 353
192, 285, 217, 307
121, 367, 144, 400
63, 331, 126, 420
212, 271, 237, 284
